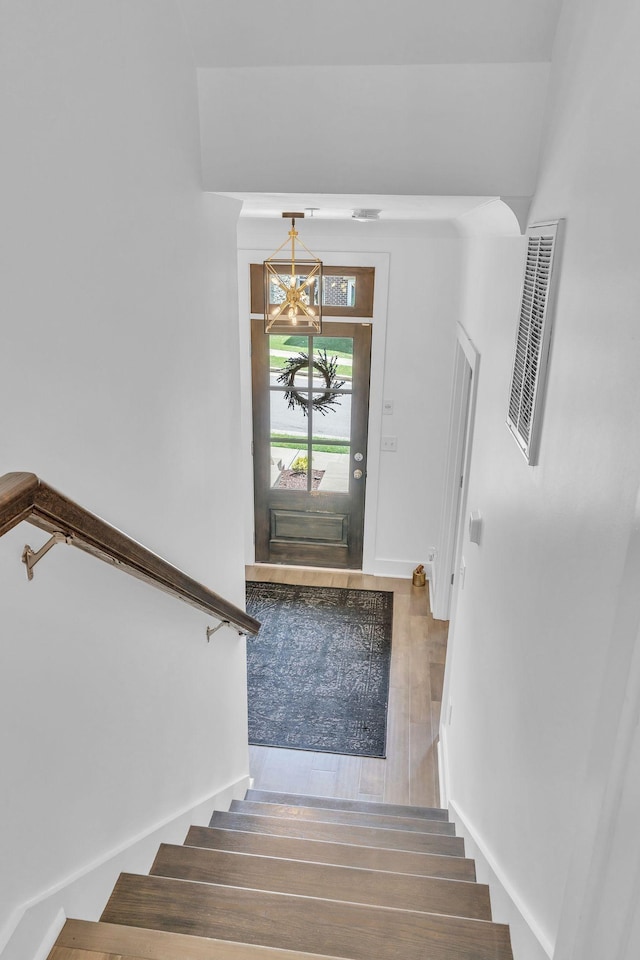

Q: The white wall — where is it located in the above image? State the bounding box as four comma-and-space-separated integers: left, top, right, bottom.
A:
441, 0, 640, 957
0, 3, 249, 956
198, 63, 550, 197
236, 218, 464, 577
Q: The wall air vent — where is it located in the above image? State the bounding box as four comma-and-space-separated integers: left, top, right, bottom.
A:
507, 220, 564, 465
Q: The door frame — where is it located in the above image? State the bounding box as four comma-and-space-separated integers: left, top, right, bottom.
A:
238, 248, 390, 571
432, 323, 480, 620
251, 320, 372, 569
436, 323, 479, 809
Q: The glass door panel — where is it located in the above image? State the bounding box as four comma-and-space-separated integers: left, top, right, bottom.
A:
312, 443, 351, 492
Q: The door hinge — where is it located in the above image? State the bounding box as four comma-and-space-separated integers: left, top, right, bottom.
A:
460, 474, 464, 488
251, 441, 254, 456
451, 573, 455, 585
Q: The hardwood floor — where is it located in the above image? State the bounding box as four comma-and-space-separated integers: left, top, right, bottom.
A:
245, 565, 448, 808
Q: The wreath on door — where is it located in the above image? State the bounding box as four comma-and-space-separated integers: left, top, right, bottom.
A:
276, 350, 345, 416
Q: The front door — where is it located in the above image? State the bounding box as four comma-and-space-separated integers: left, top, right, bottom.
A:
252, 320, 372, 568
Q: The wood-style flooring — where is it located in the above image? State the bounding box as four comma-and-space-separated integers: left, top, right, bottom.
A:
245, 565, 448, 808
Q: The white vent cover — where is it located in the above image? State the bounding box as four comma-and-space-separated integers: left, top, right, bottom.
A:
507, 220, 563, 464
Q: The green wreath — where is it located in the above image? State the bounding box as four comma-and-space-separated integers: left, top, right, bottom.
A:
276, 350, 345, 416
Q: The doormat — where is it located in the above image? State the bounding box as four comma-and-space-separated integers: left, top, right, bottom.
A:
245, 581, 393, 758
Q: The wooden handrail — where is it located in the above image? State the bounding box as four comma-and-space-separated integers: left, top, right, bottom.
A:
0, 472, 260, 636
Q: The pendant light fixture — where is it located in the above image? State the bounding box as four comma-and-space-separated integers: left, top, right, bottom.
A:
263, 212, 323, 334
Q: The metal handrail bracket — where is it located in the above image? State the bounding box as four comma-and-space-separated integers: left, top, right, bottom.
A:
206, 620, 247, 642
22, 531, 72, 581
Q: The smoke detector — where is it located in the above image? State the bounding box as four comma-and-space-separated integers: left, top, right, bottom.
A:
352, 208, 381, 222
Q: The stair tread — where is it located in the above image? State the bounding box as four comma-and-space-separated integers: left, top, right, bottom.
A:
51, 918, 351, 960
186, 825, 476, 881
151, 843, 491, 920
209, 811, 465, 857
232, 799, 456, 835
101, 874, 512, 960
245, 790, 449, 821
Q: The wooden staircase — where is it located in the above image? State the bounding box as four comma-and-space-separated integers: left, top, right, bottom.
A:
48, 789, 513, 960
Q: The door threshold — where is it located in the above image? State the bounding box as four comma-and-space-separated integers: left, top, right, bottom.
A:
249, 561, 364, 574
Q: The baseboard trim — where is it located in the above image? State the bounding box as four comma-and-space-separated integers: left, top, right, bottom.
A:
430, 555, 450, 620
449, 797, 554, 960
32, 909, 65, 960
369, 557, 434, 586
437, 735, 448, 808
0, 773, 250, 960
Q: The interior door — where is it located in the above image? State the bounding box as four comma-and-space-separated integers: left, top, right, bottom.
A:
252, 320, 372, 569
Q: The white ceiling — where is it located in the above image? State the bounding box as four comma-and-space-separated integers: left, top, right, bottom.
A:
179, 0, 562, 67
219, 192, 500, 222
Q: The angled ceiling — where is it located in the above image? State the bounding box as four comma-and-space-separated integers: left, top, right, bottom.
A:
181, 1, 562, 226
220, 192, 499, 222
179, 0, 561, 67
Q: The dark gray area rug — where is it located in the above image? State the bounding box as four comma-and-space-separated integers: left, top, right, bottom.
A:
245, 581, 393, 758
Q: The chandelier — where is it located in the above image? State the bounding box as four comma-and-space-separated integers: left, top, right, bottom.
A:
263, 212, 323, 333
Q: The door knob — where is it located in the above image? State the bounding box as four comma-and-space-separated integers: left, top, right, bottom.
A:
353, 469, 363, 480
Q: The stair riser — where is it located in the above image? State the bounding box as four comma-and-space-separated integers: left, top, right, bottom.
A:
245, 789, 449, 821
231, 799, 456, 835
185, 826, 477, 881
151, 844, 492, 920
209, 811, 465, 857
102, 874, 513, 960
